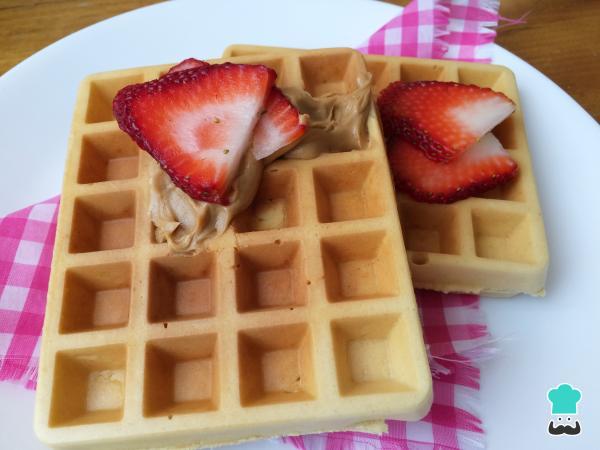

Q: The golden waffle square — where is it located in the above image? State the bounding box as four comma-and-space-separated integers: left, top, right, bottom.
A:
224, 45, 549, 297
35, 48, 432, 449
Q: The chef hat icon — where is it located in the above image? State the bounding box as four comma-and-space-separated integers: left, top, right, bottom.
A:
548, 384, 581, 414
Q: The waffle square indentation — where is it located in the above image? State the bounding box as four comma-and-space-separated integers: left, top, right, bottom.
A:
60, 262, 131, 334
472, 209, 536, 264
148, 252, 216, 323
400, 62, 446, 82
314, 161, 385, 223
365, 60, 393, 95
144, 334, 218, 417
86, 75, 143, 123
458, 66, 503, 89
300, 52, 360, 96
235, 241, 307, 312
321, 231, 399, 302
49, 345, 127, 427
233, 168, 300, 232
399, 203, 460, 255
69, 191, 136, 253
331, 316, 416, 396
238, 323, 316, 406
78, 130, 139, 184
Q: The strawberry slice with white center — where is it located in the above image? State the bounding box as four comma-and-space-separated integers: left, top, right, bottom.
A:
165, 58, 209, 75
166, 59, 306, 162
388, 133, 518, 203
251, 87, 307, 161
113, 63, 275, 205
378, 81, 515, 162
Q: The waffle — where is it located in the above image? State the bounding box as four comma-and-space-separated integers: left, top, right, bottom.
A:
223, 45, 549, 297
34, 48, 432, 449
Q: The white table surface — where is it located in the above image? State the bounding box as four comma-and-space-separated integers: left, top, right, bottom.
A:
1, 1, 599, 449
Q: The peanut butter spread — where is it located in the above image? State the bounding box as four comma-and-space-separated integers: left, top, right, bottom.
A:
151, 74, 372, 253
150, 152, 262, 253
282, 72, 372, 159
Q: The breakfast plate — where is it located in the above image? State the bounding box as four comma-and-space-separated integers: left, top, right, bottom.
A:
0, 1, 599, 449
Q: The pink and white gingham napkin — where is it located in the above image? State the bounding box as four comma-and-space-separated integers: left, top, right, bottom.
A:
358, 0, 500, 63
0, 0, 501, 448
0, 196, 59, 390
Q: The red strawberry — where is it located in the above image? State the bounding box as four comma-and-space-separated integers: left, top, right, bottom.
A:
388, 133, 518, 203
113, 63, 275, 205
378, 81, 515, 162
166, 58, 209, 75
251, 87, 307, 161
168, 59, 306, 161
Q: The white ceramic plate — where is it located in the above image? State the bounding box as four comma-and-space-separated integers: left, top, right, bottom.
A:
1, 1, 599, 449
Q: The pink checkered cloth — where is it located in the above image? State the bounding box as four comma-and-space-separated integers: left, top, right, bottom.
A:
0, 196, 59, 390
0, 0, 501, 448
358, 0, 500, 62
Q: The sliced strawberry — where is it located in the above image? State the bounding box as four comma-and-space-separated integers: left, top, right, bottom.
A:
166, 58, 209, 75
388, 133, 518, 203
168, 60, 306, 161
113, 63, 275, 205
251, 87, 307, 161
378, 81, 515, 162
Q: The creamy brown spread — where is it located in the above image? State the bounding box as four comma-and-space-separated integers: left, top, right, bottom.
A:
151, 73, 372, 253
282, 72, 372, 159
150, 152, 262, 253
